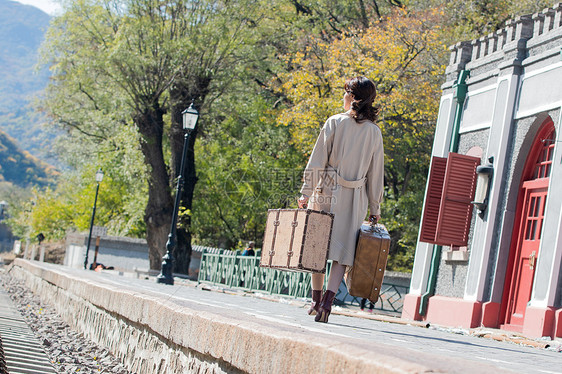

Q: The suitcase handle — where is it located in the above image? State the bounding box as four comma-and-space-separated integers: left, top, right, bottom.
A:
367, 219, 384, 235
368, 216, 383, 234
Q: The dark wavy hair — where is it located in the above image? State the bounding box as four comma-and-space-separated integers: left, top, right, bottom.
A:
344, 77, 380, 122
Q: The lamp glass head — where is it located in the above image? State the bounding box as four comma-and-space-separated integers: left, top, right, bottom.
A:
473, 173, 489, 206
182, 103, 199, 130
95, 169, 104, 182
472, 164, 493, 212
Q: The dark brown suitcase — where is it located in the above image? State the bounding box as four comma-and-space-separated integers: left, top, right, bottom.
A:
347, 222, 391, 303
260, 209, 334, 273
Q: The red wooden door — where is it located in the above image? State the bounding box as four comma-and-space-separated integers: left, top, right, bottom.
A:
504, 180, 548, 326
502, 123, 555, 330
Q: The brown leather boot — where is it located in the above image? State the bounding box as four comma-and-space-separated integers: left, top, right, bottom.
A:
307, 290, 322, 316
314, 290, 336, 323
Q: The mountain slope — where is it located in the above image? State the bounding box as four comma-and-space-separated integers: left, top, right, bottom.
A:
0, 0, 56, 167
0, 128, 57, 187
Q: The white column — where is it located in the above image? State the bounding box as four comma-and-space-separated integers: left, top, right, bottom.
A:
464, 74, 520, 301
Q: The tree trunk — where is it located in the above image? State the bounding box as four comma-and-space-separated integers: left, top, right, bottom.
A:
135, 106, 174, 270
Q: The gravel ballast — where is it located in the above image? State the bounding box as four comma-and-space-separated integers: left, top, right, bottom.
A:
0, 267, 131, 374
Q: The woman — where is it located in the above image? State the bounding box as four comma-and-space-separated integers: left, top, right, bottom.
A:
298, 76, 384, 323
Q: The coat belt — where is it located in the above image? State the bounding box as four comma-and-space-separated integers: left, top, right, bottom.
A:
327, 166, 366, 189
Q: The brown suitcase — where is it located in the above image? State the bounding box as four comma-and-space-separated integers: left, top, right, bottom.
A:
347, 222, 391, 303
260, 209, 334, 273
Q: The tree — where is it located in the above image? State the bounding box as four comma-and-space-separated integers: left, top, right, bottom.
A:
41, 0, 276, 271
41, 0, 167, 264
6, 154, 147, 248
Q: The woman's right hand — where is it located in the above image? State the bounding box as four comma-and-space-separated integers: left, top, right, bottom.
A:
369, 215, 380, 224
298, 195, 309, 209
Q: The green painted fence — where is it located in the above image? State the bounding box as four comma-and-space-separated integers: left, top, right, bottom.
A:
197, 249, 409, 314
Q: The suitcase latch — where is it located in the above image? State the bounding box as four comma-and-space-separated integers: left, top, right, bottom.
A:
291, 221, 298, 228
273, 220, 280, 226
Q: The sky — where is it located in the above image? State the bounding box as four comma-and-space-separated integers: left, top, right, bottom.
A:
11, 0, 61, 15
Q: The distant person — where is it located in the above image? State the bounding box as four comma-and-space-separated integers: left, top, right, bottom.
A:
89, 262, 114, 271
242, 241, 255, 256
239, 241, 256, 287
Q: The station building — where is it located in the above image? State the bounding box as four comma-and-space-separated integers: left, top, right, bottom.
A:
402, 5, 562, 338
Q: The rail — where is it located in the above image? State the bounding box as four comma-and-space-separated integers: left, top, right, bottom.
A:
198, 250, 409, 314
0, 288, 56, 373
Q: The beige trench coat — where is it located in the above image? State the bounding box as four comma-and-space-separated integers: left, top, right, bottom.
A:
300, 112, 384, 266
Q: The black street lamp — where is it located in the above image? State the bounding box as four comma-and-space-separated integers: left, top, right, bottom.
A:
84, 168, 104, 270
156, 102, 199, 285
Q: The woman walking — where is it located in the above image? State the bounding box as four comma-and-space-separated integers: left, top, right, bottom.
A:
298, 76, 384, 323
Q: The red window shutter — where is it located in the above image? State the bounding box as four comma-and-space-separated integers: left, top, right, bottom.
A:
435, 153, 480, 246
419, 156, 447, 244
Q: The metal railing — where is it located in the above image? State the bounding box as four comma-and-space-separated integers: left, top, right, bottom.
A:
198, 250, 409, 314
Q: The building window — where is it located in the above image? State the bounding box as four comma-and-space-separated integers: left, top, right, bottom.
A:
533, 128, 555, 179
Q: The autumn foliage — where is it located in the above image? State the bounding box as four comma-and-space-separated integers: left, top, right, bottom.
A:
275, 8, 448, 270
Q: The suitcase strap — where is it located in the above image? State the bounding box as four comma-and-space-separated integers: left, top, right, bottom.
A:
286, 210, 299, 267
268, 209, 281, 267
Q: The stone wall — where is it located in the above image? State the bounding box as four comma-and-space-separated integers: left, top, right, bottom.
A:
65, 233, 149, 271
9, 261, 239, 374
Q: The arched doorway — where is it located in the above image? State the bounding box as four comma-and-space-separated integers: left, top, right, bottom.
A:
501, 119, 555, 331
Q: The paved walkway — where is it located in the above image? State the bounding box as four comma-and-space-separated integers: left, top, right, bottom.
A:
8, 261, 562, 373
127, 278, 562, 373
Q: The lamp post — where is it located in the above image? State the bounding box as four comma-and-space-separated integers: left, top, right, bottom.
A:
84, 168, 104, 270
156, 102, 199, 285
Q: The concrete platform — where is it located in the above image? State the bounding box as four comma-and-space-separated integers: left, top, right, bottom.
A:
6, 259, 562, 373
